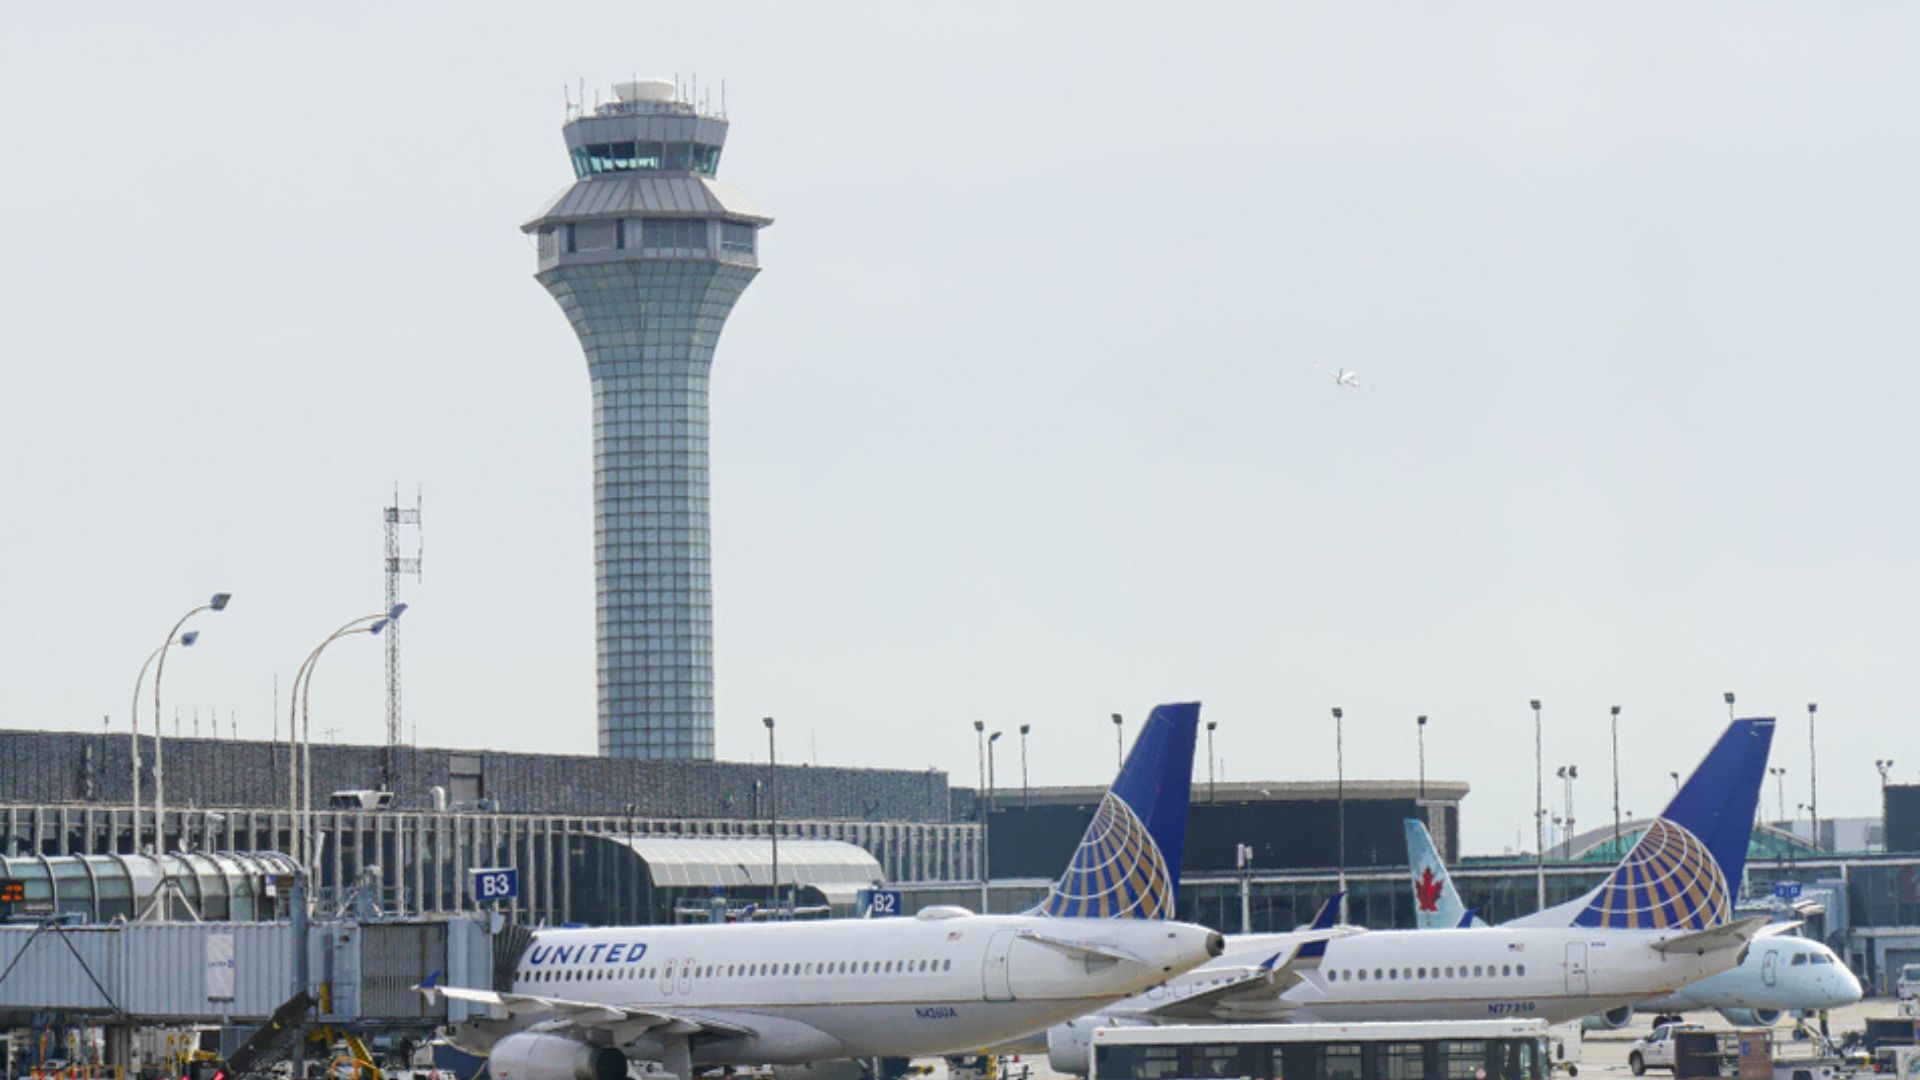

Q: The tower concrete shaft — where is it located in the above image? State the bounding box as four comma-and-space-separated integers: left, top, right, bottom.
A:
524, 78, 770, 760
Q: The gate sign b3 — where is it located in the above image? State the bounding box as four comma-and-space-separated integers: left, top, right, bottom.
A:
859, 888, 903, 917
472, 867, 519, 903
1773, 880, 1802, 900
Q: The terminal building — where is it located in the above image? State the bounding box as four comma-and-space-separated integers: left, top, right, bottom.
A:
2, 729, 1465, 928
9, 726, 1920, 990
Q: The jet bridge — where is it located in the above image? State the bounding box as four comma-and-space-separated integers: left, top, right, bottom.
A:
0, 915, 492, 1030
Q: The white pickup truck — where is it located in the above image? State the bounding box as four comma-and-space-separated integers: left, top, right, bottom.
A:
1629, 1023, 1707, 1075
1898, 963, 1920, 1002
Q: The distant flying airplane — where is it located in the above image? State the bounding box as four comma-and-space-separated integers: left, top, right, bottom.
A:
1314, 366, 1370, 390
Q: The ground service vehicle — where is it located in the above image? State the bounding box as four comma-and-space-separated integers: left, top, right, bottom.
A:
1632, 1023, 1708, 1074
1089, 1020, 1552, 1080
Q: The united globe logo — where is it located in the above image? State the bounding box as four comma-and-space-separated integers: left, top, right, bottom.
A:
1038, 792, 1175, 919
1574, 818, 1731, 930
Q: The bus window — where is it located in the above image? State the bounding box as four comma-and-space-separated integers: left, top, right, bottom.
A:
1319, 1043, 1363, 1080
1189, 1044, 1255, 1079
1380, 1042, 1426, 1079
1441, 1040, 1488, 1079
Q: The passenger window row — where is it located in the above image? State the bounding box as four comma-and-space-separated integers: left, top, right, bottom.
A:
1325, 962, 1526, 982
523, 957, 958, 984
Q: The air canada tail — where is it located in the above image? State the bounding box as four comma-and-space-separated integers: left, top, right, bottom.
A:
1516, 717, 1775, 931
1404, 818, 1473, 931
1034, 702, 1199, 919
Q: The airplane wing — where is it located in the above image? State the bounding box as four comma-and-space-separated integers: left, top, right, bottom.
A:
1140, 938, 1332, 1021
421, 984, 756, 1039
1651, 916, 1769, 956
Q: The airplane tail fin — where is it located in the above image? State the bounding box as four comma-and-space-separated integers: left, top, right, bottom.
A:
1404, 818, 1470, 931
1303, 892, 1345, 931
1034, 702, 1199, 919
1531, 717, 1775, 930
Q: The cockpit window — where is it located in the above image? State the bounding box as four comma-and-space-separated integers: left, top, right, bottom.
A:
1792, 954, 1808, 965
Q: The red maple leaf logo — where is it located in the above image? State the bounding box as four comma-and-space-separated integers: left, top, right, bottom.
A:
1415, 867, 1443, 912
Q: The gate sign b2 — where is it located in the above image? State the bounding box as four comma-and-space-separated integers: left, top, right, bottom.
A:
472, 867, 519, 903
859, 889, 902, 917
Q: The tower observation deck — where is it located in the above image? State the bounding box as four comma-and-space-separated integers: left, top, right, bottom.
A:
523, 78, 771, 759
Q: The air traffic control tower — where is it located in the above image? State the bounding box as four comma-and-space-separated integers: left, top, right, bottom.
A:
523, 78, 771, 760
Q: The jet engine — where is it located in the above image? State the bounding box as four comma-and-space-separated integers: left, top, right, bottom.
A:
1048, 1014, 1155, 1076
1046, 1016, 1105, 1077
489, 1033, 629, 1080
1582, 1006, 1634, 1031
1718, 1008, 1783, 1027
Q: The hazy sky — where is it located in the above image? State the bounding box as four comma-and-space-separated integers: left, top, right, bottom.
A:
2, 3, 1916, 854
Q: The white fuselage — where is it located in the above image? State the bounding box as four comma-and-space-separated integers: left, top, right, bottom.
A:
1143, 925, 1742, 1025
1639, 935, 1861, 1014
450, 913, 1220, 1064
1048, 924, 1752, 1073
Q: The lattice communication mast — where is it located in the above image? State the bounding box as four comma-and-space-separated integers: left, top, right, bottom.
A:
382, 486, 423, 793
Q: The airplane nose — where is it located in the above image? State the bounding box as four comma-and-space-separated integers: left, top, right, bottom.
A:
1207, 932, 1225, 958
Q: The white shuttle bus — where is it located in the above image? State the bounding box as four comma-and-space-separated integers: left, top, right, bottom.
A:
1088, 1020, 1552, 1080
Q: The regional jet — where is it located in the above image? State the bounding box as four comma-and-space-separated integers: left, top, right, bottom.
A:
423, 703, 1224, 1080
1403, 815, 1860, 1030
1045, 718, 1778, 1073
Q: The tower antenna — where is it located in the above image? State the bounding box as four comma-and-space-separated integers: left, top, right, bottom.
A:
382, 484, 423, 794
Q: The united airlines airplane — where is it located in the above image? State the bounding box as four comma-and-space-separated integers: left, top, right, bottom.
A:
424, 702, 1225, 1080
1404, 813, 1861, 1029
1046, 718, 1778, 1074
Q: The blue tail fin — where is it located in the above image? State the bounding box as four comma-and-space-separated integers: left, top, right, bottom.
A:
1568, 717, 1775, 930
1305, 892, 1345, 931
1034, 702, 1199, 919
1405, 818, 1469, 931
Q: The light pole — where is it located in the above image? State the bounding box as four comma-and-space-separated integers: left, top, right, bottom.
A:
284, 601, 398, 1074
1876, 760, 1895, 849
1018, 724, 1031, 810
1556, 764, 1578, 859
1332, 707, 1346, 908
1724, 690, 1736, 721
1770, 766, 1788, 824
1206, 720, 1219, 803
1531, 699, 1544, 910
974, 720, 987, 912
1110, 712, 1123, 769
985, 729, 1002, 911
987, 730, 1002, 813
764, 716, 778, 912
150, 592, 231, 854
130, 629, 200, 853
1416, 715, 1428, 801
1808, 703, 1820, 851
288, 605, 404, 876
1610, 706, 1622, 854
